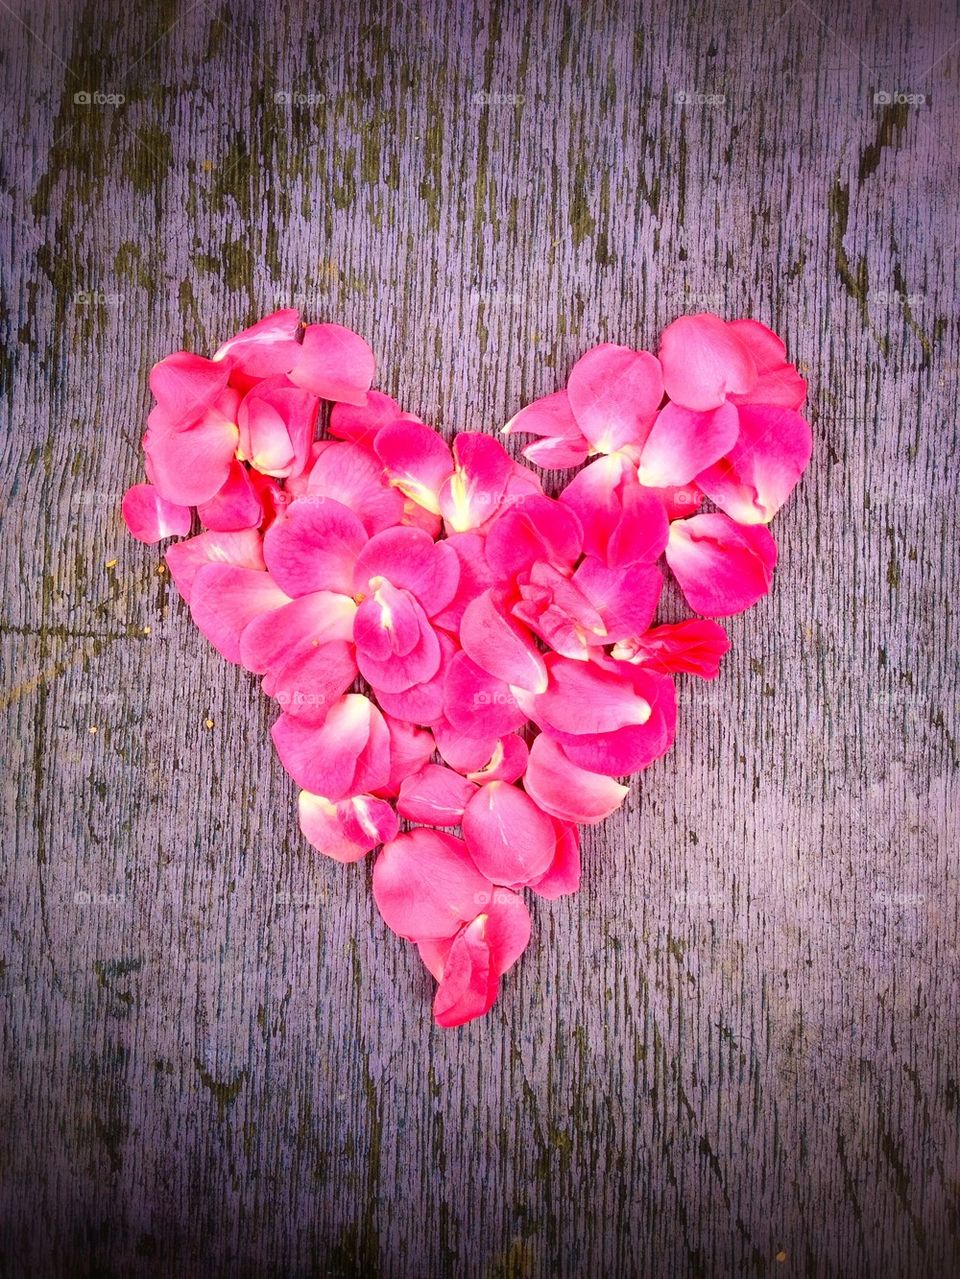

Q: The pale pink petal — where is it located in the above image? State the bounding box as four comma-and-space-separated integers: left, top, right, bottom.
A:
298, 791, 398, 863
263, 497, 367, 596
305, 441, 403, 534
196, 460, 262, 531
121, 483, 191, 543
354, 526, 460, 614
566, 344, 663, 453
289, 323, 375, 405
612, 618, 730, 679
212, 309, 302, 378
461, 782, 557, 886
432, 718, 501, 774
524, 733, 628, 825
355, 589, 442, 693
503, 389, 590, 467
269, 642, 358, 722
727, 319, 807, 409
241, 591, 357, 673
397, 763, 478, 826
528, 818, 581, 899
484, 495, 583, 579
165, 528, 265, 603
438, 433, 514, 533
400, 498, 443, 538
373, 828, 493, 939
149, 352, 230, 426
443, 651, 527, 737
665, 513, 778, 615
637, 400, 740, 487
188, 564, 291, 664
658, 313, 757, 411
272, 694, 389, 800
237, 382, 319, 479
695, 403, 813, 524
374, 420, 453, 514
460, 588, 548, 693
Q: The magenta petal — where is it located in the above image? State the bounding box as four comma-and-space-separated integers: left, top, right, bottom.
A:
533, 654, 656, 735
298, 791, 398, 863
439, 433, 515, 532
485, 495, 583, 579
542, 667, 678, 776
573, 557, 663, 642
165, 528, 265, 603
213, 309, 302, 378
271, 694, 389, 800
149, 352, 230, 426
638, 400, 740, 488
397, 764, 478, 826
374, 419, 453, 513
240, 590, 356, 673
607, 486, 669, 567
614, 619, 731, 679
566, 344, 663, 453
727, 319, 807, 409
665, 513, 778, 616
432, 719, 501, 774
237, 382, 319, 479
196, 460, 262, 531
443, 651, 527, 737
461, 781, 557, 886
289, 323, 375, 405
695, 403, 813, 524
330, 390, 407, 445
305, 441, 403, 534
503, 389, 590, 467
144, 413, 239, 506
189, 564, 291, 664
373, 828, 493, 939
263, 497, 367, 596
376, 716, 436, 798
431, 532, 499, 631
528, 819, 581, 899
659, 313, 757, 411
354, 526, 460, 614
432, 919, 498, 1027
524, 734, 628, 825
121, 483, 191, 543
558, 452, 635, 559
465, 734, 529, 784
460, 588, 548, 693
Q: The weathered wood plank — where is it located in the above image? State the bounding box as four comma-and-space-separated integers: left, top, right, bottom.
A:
1, 0, 958, 1275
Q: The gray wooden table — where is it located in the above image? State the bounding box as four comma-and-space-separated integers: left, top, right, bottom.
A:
2, 1, 958, 1275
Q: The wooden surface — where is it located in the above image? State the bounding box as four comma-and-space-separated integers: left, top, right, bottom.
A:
2, 1, 959, 1274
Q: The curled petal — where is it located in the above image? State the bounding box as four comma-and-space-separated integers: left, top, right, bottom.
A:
461, 781, 557, 886
149, 352, 230, 426
439, 433, 514, 532
431, 531, 499, 631
503, 389, 590, 468
524, 734, 629, 825
665, 513, 778, 616
566, 344, 663, 453
432, 718, 501, 775
212, 309, 302, 378
695, 403, 813, 524
121, 483, 191, 543
432, 893, 532, 1027
659, 313, 757, 411
330, 390, 413, 445
374, 420, 453, 514
528, 818, 582, 899
289, 323, 375, 405
237, 382, 318, 479
485, 495, 583, 579
531, 654, 655, 735
298, 791, 398, 863
612, 619, 730, 679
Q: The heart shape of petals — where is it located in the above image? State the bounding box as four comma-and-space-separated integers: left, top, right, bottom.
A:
123, 309, 812, 1027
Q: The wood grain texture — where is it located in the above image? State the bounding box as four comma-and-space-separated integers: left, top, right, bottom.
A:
1, 0, 958, 1274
